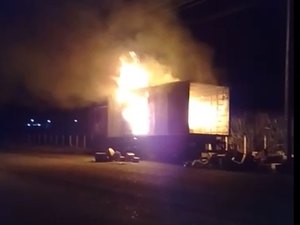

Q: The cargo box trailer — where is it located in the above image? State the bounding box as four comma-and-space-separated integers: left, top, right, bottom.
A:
107, 81, 230, 161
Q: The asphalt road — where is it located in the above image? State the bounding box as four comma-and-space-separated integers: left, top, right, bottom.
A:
0, 151, 293, 225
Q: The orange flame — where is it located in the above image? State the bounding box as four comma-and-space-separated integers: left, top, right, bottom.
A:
115, 51, 227, 136
116, 52, 150, 135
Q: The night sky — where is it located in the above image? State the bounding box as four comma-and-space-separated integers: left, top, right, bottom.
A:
0, 0, 292, 113
179, 0, 291, 111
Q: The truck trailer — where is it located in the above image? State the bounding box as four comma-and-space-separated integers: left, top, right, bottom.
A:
106, 81, 230, 162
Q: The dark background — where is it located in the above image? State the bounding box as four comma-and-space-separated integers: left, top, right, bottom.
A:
178, 0, 292, 111
0, 0, 293, 139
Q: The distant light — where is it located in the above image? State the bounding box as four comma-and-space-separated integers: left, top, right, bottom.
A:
37, 123, 41, 127
30, 119, 34, 122
133, 137, 138, 140
74, 119, 78, 123
27, 123, 31, 127
47, 120, 51, 123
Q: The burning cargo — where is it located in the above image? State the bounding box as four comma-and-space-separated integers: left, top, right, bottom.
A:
108, 81, 229, 137
107, 81, 230, 161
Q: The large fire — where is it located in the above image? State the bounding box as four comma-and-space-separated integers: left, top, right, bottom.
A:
115, 51, 228, 136
116, 52, 150, 135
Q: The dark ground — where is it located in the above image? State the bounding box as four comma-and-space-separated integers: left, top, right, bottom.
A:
0, 149, 293, 225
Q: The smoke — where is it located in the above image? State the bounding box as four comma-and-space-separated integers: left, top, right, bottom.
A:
0, 0, 216, 109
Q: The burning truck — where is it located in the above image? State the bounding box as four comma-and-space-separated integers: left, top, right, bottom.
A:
106, 52, 230, 162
